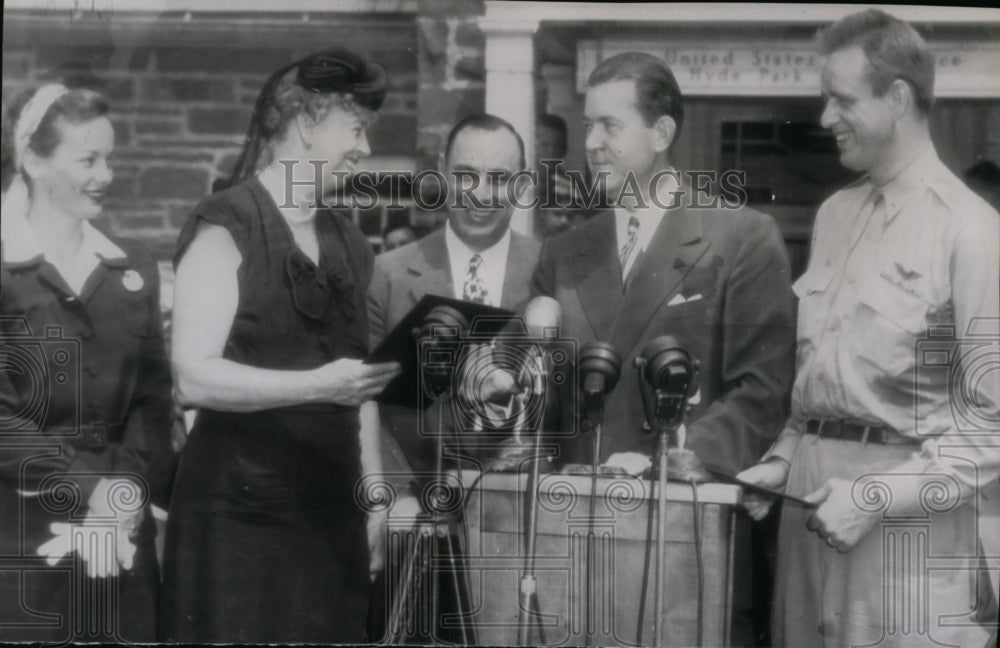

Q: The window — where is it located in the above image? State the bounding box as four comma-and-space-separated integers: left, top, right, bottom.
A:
720, 121, 858, 206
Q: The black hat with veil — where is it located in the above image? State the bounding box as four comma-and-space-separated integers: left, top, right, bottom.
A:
223, 47, 387, 189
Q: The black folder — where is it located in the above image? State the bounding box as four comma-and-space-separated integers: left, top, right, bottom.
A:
366, 295, 518, 409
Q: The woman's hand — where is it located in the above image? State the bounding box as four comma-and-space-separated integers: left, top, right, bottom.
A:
312, 359, 401, 407
175, 223, 403, 412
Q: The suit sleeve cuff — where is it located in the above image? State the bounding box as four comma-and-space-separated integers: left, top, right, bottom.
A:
761, 426, 801, 465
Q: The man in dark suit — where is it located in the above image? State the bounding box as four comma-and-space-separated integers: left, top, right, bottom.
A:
533, 51, 795, 477
531, 53, 796, 645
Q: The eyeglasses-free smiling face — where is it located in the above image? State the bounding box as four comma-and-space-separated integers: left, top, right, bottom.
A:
306, 101, 374, 193
26, 116, 115, 221
444, 126, 523, 251
820, 45, 899, 176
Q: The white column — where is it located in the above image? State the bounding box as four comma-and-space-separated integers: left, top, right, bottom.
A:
480, 7, 540, 242
480, 14, 539, 165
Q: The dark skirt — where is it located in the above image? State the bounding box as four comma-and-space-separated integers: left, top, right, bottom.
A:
158, 407, 370, 644
0, 509, 159, 644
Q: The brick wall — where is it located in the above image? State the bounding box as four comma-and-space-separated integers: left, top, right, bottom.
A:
2, 9, 423, 260
415, 0, 486, 176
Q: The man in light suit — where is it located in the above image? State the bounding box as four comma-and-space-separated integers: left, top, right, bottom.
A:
368, 113, 540, 480
533, 52, 795, 476
366, 113, 539, 644
531, 53, 796, 644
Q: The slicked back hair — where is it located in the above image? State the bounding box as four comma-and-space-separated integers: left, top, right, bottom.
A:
587, 51, 685, 141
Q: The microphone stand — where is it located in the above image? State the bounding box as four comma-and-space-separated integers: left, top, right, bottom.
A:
516, 350, 547, 646
386, 309, 476, 645
585, 395, 605, 647
577, 341, 621, 647
633, 358, 695, 648
386, 381, 476, 644
652, 416, 674, 648
433, 400, 476, 646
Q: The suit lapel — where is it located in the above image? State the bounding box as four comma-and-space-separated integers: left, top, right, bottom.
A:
573, 211, 623, 339
500, 234, 537, 310
611, 205, 710, 358
406, 230, 453, 304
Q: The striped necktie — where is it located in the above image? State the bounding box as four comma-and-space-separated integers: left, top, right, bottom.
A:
619, 215, 641, 285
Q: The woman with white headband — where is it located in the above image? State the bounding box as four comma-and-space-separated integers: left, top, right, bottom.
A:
0, 85, 174, 643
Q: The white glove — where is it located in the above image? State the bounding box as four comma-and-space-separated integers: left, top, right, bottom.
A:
36, 521, 137, 578
35, 477, 143, 578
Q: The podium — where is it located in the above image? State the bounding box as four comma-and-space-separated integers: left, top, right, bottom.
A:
456, 470, 742, 647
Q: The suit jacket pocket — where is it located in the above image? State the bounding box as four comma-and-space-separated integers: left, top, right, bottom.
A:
660, 295, 708, 323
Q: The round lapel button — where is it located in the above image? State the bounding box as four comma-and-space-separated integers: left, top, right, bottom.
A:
122, 269, 144, 292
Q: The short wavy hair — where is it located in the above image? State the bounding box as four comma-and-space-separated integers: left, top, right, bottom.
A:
817, 9, 935, 115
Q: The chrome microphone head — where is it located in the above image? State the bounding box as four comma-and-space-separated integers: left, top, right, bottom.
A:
523, 296, 561, 338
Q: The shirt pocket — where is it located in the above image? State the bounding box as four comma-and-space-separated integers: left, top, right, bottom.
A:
854, 270, 931, 376
792, 265, 833, 345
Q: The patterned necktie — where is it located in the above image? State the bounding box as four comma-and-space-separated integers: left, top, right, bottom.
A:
463, 253, 488, 304
619, 215, 641, 285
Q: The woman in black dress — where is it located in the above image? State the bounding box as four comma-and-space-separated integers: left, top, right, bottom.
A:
159, 48, 400, 643
0, 85, 174, 643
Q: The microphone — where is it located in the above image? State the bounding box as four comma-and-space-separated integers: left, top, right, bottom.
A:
578, 341, 621, 478
417, 304, 468, 340
636, 335, 698, 430
414, 305, 469, 400
490, 297, 561, 470
523, 296, 561, 338
517, 296, 562, 390
579, 341, 622, 400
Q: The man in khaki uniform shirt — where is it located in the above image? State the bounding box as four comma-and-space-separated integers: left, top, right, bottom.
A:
738, 10, 1000, 647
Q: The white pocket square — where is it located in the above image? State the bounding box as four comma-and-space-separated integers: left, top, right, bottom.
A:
667, 293, 702, 307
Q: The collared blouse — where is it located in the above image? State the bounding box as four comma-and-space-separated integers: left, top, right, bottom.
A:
0, 220, 174, 530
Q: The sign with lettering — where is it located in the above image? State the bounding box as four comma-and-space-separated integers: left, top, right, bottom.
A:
577, 41, 1000, 97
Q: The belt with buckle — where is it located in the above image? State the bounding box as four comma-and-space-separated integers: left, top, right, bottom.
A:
804, 419, 913, 445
